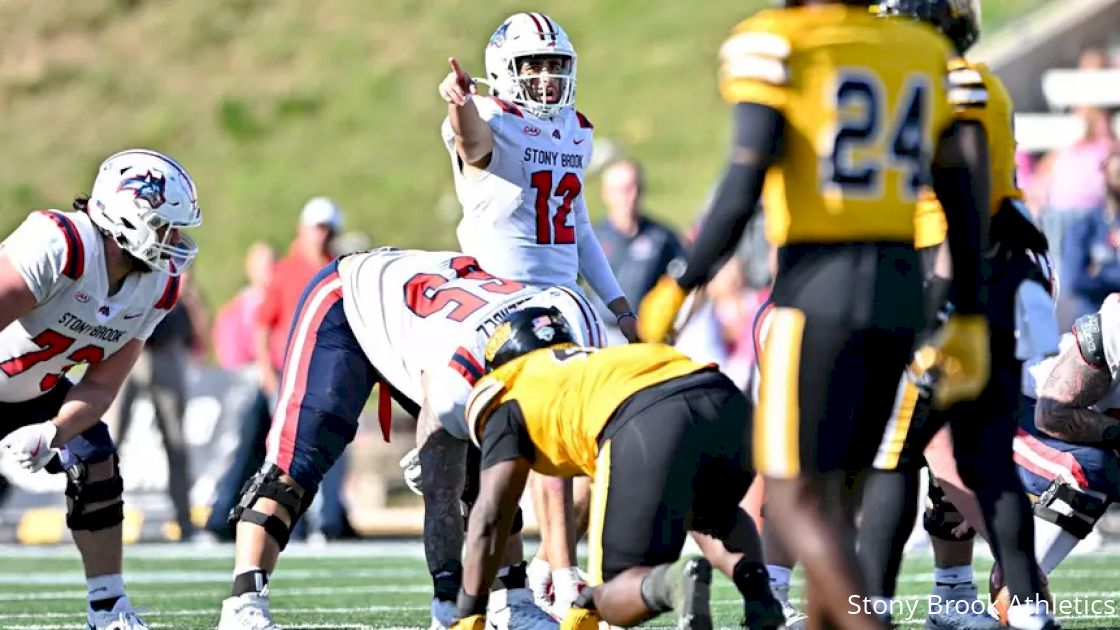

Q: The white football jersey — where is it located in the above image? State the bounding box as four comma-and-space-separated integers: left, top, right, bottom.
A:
0, 211, 178, 403
442, 97, 596, 290
340, 248, 605, 439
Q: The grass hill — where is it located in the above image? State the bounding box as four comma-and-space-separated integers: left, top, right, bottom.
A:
0, 0, 1045, 304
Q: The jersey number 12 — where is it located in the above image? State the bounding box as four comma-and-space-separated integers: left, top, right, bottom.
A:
530, 171, 581, 245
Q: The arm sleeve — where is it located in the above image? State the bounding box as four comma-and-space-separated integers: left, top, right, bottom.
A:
0, 213, 70, 304
1015, 280, 1060, 361
931, 120, 990, 315
676, 102, 783, 290
480, 400, 536, 469
576, 197, 625, 305
424, 363, 475, 441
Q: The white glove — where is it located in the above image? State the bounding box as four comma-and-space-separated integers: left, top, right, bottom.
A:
0, 421, 59, 472
399, 447, 423, 496
550, 566, 588, 619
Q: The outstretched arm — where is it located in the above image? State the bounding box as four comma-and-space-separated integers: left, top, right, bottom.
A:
1035, 344, 1117, 444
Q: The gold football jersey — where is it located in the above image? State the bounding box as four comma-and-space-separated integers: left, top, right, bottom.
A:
719, 5, 955, 245
466, 344, 706, 477
914, 60, 1023, 248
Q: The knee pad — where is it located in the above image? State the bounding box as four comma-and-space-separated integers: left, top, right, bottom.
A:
1033, 479, 1110, 540
59, 455, 124, 532
923, 479, 975, 541
229, 464, 310, 550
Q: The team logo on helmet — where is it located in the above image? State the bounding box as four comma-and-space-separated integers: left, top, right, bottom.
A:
488, 21, 510, 48
117, 171, 167, 209
533, 316, 556, 341
485, 322, 513, 363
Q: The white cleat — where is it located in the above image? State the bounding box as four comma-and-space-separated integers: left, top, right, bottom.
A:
430, 597, 459, 630
218, 591, 282, 630
487, 588, 559, 630
86, 596, 149, 630
779, 597, 808, 630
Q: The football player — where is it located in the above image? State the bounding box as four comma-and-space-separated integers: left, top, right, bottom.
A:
439, 12, 633, 609
217, 248, 605, 630
438, 12, 637, 342
857, 3, 1059, 628
0, 149, 201, 629
454, 307, 783, 630
638, 0, 990, 626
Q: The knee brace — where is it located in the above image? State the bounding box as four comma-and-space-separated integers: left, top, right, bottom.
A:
229, 464, 310, 550
923, 479, 975, 541
1033, 479, 1110, 540
56, 455, 125, 532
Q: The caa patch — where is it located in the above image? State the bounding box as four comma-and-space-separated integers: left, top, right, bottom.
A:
1074, 313, 1107, 369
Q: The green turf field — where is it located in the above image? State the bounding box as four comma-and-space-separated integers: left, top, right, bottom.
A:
0, 542, 1117, 629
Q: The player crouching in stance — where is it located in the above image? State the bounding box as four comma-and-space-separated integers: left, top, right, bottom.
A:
453, 308, 783, 630
218, 248, 603, 630
0, 149, 201, 629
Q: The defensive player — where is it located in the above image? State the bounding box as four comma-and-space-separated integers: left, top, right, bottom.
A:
855, 3, 1058, 628
0, 149, 201, 629
638, 1, 991, 626
217, 248, 604, 630
438, 12, 637, 341
454, 307, 783, 630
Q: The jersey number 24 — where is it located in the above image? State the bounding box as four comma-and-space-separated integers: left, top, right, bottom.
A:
823, 71, 931, 201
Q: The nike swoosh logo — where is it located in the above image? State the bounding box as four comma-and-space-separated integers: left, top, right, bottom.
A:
573, 138, 585, 145
123, 313, 143, 320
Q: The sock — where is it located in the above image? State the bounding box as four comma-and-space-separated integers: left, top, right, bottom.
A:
431, 560, 462, 602
87, 574, 125, 611
231, 568, 269, 597
1034, 517, 1079, 575
493, 561, 527, 591
638, 563, 674, 613
856, 469, 919, 599
767, 564, 791, 600
933, 565, 974, 588
732, 559, 773, 602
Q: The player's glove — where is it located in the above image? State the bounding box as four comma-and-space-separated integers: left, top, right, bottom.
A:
550, 566, 588, 620
399, 447, 423, 496
0, 421, 58, 472
638, 276, 687, 343
449, 614, 485, 630
923, 314, 991, 408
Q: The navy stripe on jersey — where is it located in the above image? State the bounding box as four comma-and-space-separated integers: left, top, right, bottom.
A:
450, 347, 485, 385
38, 211, 85, 280
155, 274, 181, 310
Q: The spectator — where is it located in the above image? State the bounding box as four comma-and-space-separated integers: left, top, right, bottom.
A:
205, 243, 275, 539
253, 197, 356, 540
1061, 152, 1120, 323
213, 242, 274, 371
591, 158, 685, 343
113, 272, 208, 542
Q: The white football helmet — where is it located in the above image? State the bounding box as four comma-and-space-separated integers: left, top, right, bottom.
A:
88, 149, 201, 276
484, 12, 577, 119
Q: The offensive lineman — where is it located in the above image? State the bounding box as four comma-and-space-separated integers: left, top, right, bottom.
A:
217, 248, 604, 630
638, 0, 991, 626
0, 149, 202, 629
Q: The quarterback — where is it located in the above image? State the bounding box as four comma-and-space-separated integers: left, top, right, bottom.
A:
218, 248, 605, 630
0, 149, 201, 629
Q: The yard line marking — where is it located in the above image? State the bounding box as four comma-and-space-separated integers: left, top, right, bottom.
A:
0, 583, 433, 602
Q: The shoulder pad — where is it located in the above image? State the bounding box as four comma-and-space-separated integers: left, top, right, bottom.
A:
35, 211, 85, 280
720, 31, 790, 86
575, 111, 593, 129
465, 377, 507, 447
948, 65, 988, 109
1073, 312, 1106, 370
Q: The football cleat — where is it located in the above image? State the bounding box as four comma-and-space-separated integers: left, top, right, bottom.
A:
218, 592, 281, 630
86, 596, 149, 630
487, 587, 559, 630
